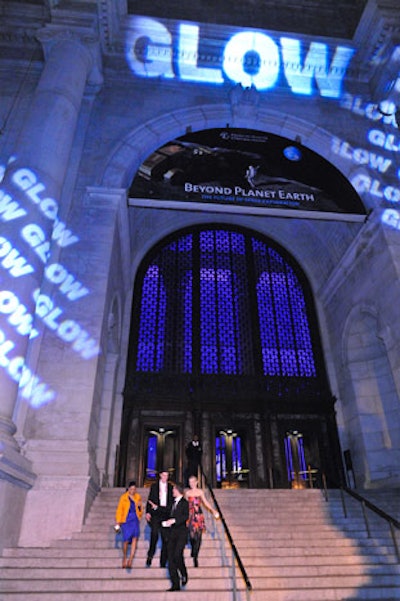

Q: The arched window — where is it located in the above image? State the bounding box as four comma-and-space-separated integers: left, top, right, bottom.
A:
127, 226, 326, 402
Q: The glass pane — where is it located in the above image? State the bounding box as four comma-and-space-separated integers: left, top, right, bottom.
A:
146, 435, 157, 480
133, 227, 318, 390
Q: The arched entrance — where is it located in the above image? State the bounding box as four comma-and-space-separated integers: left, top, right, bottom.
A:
119, 224, 343, 488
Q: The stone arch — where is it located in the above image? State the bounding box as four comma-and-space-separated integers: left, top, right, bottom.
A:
101, 102, 365, 291
101, 103, 360, 193
342, 304, 400, 487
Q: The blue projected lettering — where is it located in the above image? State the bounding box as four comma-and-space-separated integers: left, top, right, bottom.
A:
0, 158, 100, 407
126, 16, 354, 98
126, 16, 174, 79
223, 31, 279, 90
179, 24, 223, 84
0, 328, 55, 407
280, 38, 354, 98
382, 209, 400, 231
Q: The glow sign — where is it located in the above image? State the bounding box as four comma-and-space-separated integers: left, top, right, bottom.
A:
125, 16, 354, 98
0, 157, 100, 408
332, 94, 400, 208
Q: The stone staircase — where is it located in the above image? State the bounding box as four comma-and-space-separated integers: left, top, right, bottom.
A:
214, 487, 400, 601
0, 487, 233, 601
1, 487, 399, 601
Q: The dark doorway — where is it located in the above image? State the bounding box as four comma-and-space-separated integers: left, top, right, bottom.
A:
276, 419, 330, 489
143, 427, 179, 485
215, 429, 249, 488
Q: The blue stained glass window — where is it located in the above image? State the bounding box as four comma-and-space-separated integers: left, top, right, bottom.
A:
183, 271, 193, 373
136, 265, 166, 371
252, 242, 316, 377
134, 227, 318, 383
146, 435, 158, 480
216, 434, 227, 482
199, 230, 252, 375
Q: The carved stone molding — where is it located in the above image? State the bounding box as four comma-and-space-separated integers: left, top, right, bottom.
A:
36, 26, 103, 88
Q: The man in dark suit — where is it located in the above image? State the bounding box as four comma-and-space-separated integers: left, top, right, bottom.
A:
185, 434, 203, 484
145, 468, 174, 567
163, 482, 189, 591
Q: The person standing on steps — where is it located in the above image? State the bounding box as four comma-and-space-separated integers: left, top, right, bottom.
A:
115, 481, 143, 569
185, 434, 203, 484
162, 482, 189, 592
145, 468, 174, 568
185, 474, 219, 567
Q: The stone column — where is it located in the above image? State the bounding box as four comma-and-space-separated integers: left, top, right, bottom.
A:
0, 27, 102, 550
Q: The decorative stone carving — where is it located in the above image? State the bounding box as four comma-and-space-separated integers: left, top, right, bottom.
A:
37, 27, 104, 89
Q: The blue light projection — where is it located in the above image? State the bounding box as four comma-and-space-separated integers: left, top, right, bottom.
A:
334, 92, 400, 217
0, 157, 100, 407
125, 16, 354, 98
134, 229, 317, 380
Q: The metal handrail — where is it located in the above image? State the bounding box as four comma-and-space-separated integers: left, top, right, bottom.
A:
324, 478, 400, 562
201, 468, 252, 592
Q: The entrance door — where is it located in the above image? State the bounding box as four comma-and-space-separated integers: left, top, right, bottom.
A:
215, 429, 249, 488
282, 427, 322, 489
143, 427, 178, 485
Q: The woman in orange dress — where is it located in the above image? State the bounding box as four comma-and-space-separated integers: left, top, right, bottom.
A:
115, 481, 143, 568
185, 475, 219, 567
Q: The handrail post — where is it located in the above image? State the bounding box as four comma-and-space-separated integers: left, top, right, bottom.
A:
326, 477, 400, 564
389, 522, 400, 562
361, 500, 371, 538
340, 487, 347, 518
322, 472, 328, 502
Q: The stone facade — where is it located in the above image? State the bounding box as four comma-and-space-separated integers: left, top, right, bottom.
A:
0, 0, 400, 550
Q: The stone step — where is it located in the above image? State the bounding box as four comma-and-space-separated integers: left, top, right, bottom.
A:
2, 589, 400, 601
68, 529, 387, 542
1, 562, 399, 580
1, 554, 397, 568
0, 547, 221, 559
0, 575, 240, 593
1, 573, 399, 594
0, 565, 230, 579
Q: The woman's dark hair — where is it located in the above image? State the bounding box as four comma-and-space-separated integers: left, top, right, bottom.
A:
127, 480, 136, 488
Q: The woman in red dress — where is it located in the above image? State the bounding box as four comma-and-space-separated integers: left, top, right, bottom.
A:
185, 475, 219, 567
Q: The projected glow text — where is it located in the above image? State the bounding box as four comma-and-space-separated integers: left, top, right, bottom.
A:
126, 17, 354, 98
0, 160, 100, 407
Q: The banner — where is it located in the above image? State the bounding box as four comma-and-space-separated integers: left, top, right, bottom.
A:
129, 128, 366, 214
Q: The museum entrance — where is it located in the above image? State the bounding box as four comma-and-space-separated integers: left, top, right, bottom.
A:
120, 225, 343, 488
